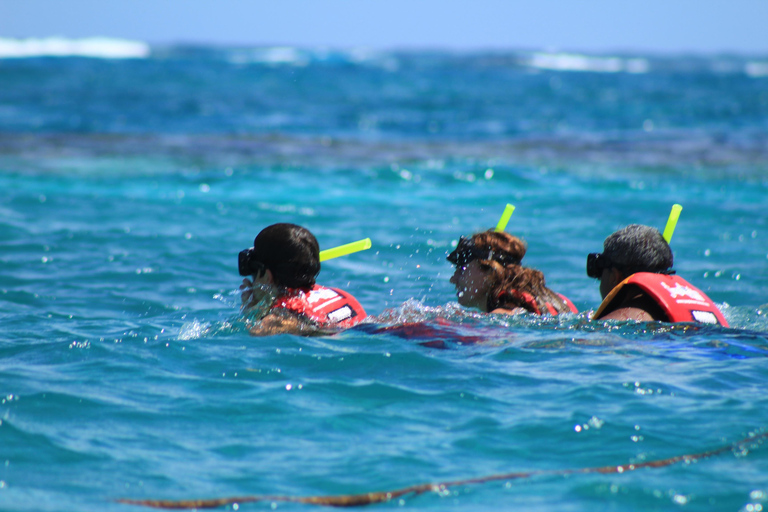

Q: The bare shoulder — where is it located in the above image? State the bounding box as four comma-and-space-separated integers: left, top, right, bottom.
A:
249, 311, 318, 336
598, 307, 656, 322
597, 285, 668, 322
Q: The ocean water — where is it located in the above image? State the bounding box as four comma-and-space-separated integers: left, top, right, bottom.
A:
1, 40, 768, 511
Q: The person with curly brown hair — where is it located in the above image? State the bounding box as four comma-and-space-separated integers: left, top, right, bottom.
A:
447, 229, 577, 316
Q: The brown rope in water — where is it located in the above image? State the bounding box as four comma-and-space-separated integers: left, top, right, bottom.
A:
117, 430, 768, 509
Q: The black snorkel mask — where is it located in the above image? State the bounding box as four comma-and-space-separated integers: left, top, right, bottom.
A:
238, 247, 266, 278
447, 236, 521, 267
586, 252, 675, 278
586, 252, 610, 279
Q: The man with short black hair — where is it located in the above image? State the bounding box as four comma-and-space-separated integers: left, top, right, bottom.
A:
587, 224, 728, 325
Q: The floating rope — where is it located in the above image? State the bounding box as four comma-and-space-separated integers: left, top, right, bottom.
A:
118, 429, 767, 509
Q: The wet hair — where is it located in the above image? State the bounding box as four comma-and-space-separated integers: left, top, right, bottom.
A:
484, 264, 570, 315
447, 230, 527, 267
454, 230, 569, 315
603, 224, 673, 275
242, 223, 320, 289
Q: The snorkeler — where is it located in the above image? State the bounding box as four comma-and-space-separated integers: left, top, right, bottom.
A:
588, 224, 728, 326
238, 223, 367, 335
447, 230, 578, 315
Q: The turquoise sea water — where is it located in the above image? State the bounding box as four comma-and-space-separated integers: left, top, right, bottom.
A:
1, 44, 768, 511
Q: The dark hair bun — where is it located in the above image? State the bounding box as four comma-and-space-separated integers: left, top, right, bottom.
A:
252, 223, 320, 289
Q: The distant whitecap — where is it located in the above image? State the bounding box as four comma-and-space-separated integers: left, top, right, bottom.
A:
745, 61, 768, 77
226, 46, 310, 66
524, 52, 649, 74
0, 37, 150, 59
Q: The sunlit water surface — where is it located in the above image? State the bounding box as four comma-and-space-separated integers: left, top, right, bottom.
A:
1, 45, 767, 511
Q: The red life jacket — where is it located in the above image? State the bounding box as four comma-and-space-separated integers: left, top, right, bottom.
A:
274, 284, 367, 328
557, 294, 579, 315
593, 273, 728, 327
496, 290, 579, 315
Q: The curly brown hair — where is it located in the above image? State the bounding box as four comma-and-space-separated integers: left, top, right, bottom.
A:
467, 230, 570, 315
469, 230, 527, 264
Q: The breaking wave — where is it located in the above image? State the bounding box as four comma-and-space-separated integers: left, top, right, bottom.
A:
523, 51, 649, 73
0, 37, 150, 59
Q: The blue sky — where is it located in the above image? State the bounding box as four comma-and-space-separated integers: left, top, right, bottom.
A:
1, 0, 767, 54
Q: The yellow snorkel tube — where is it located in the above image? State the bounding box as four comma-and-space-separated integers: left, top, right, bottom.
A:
319, 238, 372, 262
494, 204, 516, 232
662, 204, 683, 243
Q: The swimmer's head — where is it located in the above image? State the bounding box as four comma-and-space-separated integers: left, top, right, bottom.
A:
588, 224, 674, 298
447, 230, 526, 269
239, 223, 320, 289
447, 230, 528, 312
590, 224, 673, 277
447, 230, 569, 315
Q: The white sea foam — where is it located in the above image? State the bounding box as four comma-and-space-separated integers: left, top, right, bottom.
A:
745, 61, 768, 78
225, 46, 399, 70
0, 37, 150, 59
177, 319, 211, 340
346, 47, 400, 71
524, 52, 649, 74
227, 46, 310, 66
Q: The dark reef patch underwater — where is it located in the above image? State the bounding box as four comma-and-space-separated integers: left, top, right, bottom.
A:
1, 43, 767, 511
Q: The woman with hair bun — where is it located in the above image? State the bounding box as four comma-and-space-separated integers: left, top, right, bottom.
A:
447, 230, 577, 316
238, 223, 367, 335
